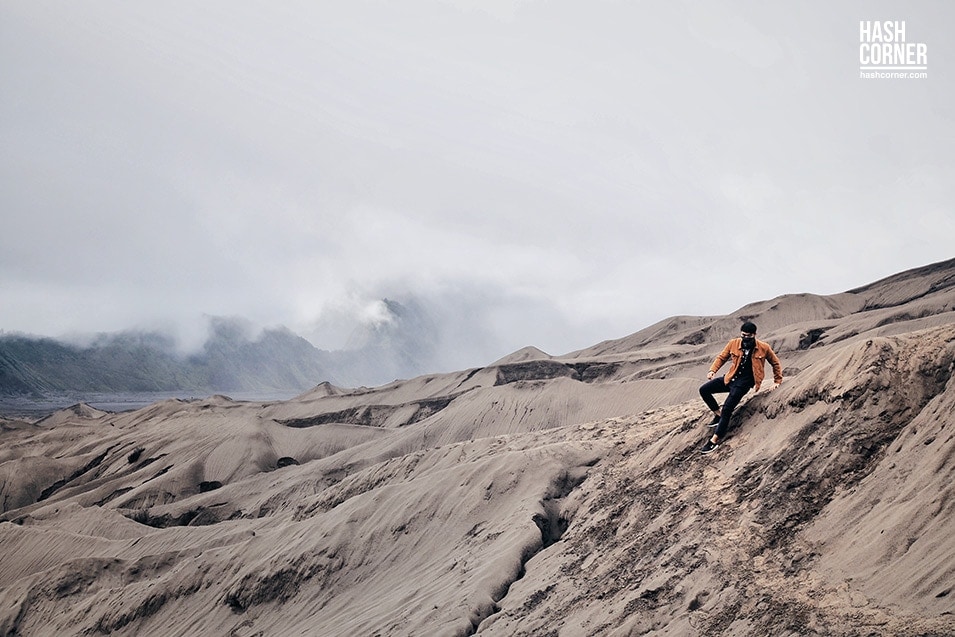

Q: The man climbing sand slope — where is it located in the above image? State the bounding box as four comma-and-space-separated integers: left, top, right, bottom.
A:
698, 321, 783, 454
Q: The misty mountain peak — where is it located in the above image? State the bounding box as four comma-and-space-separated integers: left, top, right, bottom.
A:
345, 298, 435, 350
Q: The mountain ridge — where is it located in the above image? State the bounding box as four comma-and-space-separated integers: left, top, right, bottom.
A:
0, 298, 443, 398
0, 320, 333, 396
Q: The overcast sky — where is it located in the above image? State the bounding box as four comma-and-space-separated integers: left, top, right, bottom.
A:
1, 1, 953, 370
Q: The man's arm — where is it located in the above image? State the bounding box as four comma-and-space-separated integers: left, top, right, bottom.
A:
767, 347, 783, 385
706, 342, 733, 379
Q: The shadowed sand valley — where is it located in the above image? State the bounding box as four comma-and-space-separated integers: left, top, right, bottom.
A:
1, 259, 954, 636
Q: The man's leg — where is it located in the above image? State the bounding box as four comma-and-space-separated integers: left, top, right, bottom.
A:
699, 377, 729, 413
713, 383, 752, 439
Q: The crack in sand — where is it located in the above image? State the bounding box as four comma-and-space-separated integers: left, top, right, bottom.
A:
466, 466, 591, 635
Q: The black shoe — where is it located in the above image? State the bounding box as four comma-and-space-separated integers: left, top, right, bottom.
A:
700, 439, 720, 455
708, 414, 721, 428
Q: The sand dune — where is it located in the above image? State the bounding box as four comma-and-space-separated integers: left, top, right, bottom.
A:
1, 258, 953, 636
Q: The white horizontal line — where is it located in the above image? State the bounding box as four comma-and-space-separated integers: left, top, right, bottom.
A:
860, 66, 928, 70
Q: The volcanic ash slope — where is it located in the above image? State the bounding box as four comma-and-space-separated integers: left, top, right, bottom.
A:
0, 258, 954, 636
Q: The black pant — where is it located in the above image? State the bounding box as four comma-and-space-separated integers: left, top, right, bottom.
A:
699, 377, 754, 439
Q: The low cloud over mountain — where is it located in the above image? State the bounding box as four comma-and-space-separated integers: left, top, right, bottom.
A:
0, 299, 447, 398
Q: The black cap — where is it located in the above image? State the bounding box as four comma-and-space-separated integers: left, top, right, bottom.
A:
741, 321, 757, 334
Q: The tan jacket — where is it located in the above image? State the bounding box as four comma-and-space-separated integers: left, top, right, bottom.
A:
709, 338, 783, 389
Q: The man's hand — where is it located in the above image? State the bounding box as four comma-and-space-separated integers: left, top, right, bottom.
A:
706, 371, 715, 380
